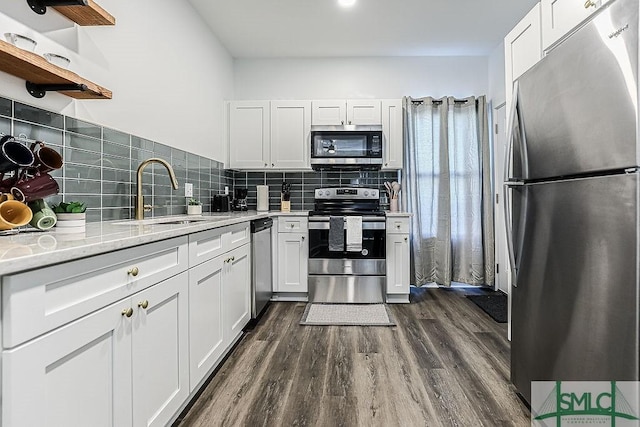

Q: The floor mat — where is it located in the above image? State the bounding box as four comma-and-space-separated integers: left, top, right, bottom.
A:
300, 303, 396, 326
466, 293, 507, 323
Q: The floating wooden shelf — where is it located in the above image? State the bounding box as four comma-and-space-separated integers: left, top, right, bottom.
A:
52, 0, 115, 26
0, 40, 112, 99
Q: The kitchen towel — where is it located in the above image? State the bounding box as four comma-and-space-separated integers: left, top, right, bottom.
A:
346, 216, 362, 252
329, 216, 344, 251
256, 185, 269, 211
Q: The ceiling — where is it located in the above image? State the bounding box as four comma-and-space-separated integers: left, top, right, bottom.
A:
187, 0, 538, 58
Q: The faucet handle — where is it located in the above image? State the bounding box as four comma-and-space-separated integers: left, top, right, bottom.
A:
143, 204, 153, 212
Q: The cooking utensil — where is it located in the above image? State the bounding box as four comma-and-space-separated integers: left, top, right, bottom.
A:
392, 182, 401, 199
384, 181, 393, 198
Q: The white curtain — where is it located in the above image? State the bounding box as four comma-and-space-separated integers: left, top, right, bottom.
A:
402, 96, 494, 287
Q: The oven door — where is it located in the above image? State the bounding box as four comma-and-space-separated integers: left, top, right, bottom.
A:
308, 216, 385, 260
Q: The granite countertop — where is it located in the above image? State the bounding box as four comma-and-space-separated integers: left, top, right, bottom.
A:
0, 210, 309, 276
385, 211, 413, 217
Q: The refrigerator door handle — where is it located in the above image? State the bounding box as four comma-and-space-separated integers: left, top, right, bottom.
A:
504, 182, 520, 286
504, 81, 530, 182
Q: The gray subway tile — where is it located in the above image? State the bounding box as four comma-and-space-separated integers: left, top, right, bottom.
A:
15, 102, 63, 129
102, 194, 132, 208
103, 127, 130, 145
0, 97, 11, 117
64, 163, 101, 181
66, 133, 101, 153
102, 154, 130, 171
102, 168, 131, 183
153, 142, 171, 161
131, 136, 154, 151
171, 147, 186, 162
64, 147, 101, 168
102, 181, 131, 195
85, 209, 102, 223
0, 117, 10, 135
66, 117, 101, 138
62, 194, 101, 209
14, 121, 63, 146
131, 148, 154, 165
154, 185, 174, 197
103, 141, 130, 159
64, 178, 101, 195
102, 207, 131, 221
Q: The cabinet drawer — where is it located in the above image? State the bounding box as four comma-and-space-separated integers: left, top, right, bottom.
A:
387, 217, 410, 234
2, 237, 188, 348
189, 223, 250, 266
278, 217, 308, 233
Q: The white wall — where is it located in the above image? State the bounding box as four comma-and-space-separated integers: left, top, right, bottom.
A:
0, 0, 233, 161
234, 56, 489, 100
487, 42, 507, 108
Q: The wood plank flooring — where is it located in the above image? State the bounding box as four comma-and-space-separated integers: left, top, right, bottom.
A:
176, 287, 530, 426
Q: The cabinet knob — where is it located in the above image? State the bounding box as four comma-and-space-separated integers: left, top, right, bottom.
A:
385, 162, 388, 166
584, 0, 596, 7
348, 120, 352, 125
138, 300, 149, 309
121, 307, 133, 318
404, 237, 408, 241
231, 256, 235, 261
290, 224, 294, 228
272, 163, 274, 167
341, 120, 344, 125
264, 163, 267, 167
301, 236, 305, 241
396, 224, 401, 229
128, 266, 139, 277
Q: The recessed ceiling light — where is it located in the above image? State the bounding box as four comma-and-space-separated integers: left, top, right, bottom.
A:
338, 0, 356, 7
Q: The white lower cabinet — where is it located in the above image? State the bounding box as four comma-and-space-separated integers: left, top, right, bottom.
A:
3, 271, 189, 427
386, 217, 410, 303
188, 243, 251, 389
276, 231, 308, 293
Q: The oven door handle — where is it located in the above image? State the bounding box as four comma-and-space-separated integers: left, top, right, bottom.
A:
308, 222, 386, 230
308, 216, 386, 222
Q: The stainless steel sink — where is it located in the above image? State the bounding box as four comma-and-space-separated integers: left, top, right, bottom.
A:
113, 216, 232, 226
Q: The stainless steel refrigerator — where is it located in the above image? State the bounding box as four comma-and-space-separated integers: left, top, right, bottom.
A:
505, 0, 639, 405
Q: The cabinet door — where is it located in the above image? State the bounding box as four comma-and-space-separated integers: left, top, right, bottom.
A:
188, 256, 225, 388
541, 0, 610, 50
504, 4, 542, 115
271, 101, 311, 169
223, 244, 251, 344
381, 99, 403, 170
312, 100, 346, 125
347, 99, 382, 125
229, 101, 270, 169
386, 234, 410, 295
132, 272, 189, 427
2, 300, 133, 427
276, 231, 308, 293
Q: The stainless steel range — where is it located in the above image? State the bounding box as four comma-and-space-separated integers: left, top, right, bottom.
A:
308, 187, 386, 303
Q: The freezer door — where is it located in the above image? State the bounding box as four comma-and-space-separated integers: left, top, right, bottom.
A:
510, 0, 638, 181
511, 173, 639, 405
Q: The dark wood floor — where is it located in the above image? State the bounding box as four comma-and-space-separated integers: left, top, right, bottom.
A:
177, 287, 530, 426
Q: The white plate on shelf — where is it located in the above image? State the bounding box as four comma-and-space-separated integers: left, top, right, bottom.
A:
4, 33, 36, 52
43, 53, 70, 69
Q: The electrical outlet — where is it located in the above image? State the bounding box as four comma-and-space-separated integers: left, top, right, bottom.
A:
184, 183, 193, 197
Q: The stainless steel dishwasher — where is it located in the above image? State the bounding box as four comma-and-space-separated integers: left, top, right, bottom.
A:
250, 217, 273, 319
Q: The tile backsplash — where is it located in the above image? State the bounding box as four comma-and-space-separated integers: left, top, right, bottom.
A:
234, 170, 400, 211
0, 96, 400, 222
0, 96, 232, 222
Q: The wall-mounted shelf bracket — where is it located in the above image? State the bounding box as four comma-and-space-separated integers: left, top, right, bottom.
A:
27, 0, 87, 15
26, 81, 88, 98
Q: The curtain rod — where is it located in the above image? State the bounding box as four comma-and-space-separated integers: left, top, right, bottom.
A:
411, 99, 469, 105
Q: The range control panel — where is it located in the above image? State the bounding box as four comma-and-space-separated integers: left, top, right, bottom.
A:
314, 187, 379, 200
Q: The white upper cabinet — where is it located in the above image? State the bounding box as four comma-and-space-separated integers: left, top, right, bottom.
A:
541, 0, 611, 51
311, 100, 347, 125
504, 4, 542, 114
381, 99, 403, 170
347, 100, 382, 125
312, 100, 382, 125
229, 101, 271, 169
271, 101, 312, 169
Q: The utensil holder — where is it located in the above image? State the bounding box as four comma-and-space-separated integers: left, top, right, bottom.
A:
390, 199, 399, 212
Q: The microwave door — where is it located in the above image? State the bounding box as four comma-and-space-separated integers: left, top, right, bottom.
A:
314, 135, 368, 158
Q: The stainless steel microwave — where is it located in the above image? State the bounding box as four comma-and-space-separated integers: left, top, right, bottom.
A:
310, 125, 383, 170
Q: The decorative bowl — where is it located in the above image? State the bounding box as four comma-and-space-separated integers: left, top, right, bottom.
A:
4, 33, 37, 52
43, 53, 71, 69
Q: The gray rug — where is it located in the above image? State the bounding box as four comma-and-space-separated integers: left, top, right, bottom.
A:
300, 303, 396, 326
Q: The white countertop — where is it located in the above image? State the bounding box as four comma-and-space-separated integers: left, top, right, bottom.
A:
0, 211, 308, 276
385, 211, 412, 217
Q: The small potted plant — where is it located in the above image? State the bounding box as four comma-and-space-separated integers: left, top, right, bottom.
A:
187, 198, 202, 215
52, 201, 86, 233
